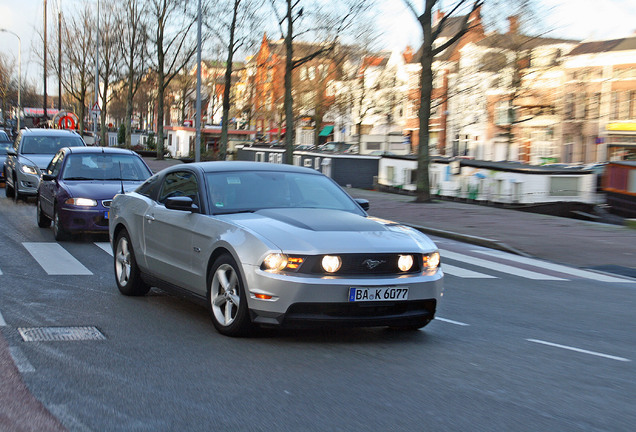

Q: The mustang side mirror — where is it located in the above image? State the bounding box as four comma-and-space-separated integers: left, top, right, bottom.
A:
165, 196, 199, 213
355, 198, 370, 211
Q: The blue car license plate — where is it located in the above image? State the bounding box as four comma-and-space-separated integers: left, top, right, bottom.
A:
349, 287, 409, 302
104, 211, 109, 219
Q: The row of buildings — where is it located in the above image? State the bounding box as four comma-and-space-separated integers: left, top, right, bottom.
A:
163, 7, 636, 164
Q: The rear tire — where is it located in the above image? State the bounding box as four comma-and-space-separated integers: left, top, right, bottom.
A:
36, 197, 52, 228
114, 229, 150, 296
208, 254, 252, 337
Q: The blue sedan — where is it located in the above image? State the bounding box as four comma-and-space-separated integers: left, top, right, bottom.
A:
36, 147, 152, 240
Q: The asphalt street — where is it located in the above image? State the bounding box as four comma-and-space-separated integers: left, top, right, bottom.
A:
0, 158, 634, 431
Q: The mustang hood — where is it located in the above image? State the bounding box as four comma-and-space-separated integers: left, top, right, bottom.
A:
64, 180, 143, 199
221, 208, 437, 254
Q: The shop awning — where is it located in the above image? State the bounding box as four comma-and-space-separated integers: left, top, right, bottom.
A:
319, 125, 334, 136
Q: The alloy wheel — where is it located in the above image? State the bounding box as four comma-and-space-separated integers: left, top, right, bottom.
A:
115, 236, 132, 287
211, 264, 241, 327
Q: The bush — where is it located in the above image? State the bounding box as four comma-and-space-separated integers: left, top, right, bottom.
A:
146, 132, 156, 151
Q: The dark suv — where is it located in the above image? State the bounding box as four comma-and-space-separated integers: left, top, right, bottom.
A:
4, 128, 86, 201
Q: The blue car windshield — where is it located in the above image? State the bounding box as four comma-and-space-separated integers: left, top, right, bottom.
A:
21, 135, 85, 154
62, 153, 152, 181
0, 142, 11, 154
206, 171, 363, 215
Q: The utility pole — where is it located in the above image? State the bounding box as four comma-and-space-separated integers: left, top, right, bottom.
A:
43, 0, 48, 121
94, 0, 100, 144
58, 0, 62, 110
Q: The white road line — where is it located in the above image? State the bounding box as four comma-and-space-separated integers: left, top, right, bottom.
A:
473, 249, 634, 283
95, 242, 113, 256
440, 249, 567, 281
442, 263, 497, 278
8, 347, 35, 372
0, 310, 6, 326
527, 339, 631, 362
23, 242, 93, 276
436, 317, 470, 326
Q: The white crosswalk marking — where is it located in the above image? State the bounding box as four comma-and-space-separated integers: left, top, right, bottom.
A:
22, 243, 93, 276
439, 249, 567, 281
442, 263, 496, 278
472, 250, 635, 283
95, 242, 113, 256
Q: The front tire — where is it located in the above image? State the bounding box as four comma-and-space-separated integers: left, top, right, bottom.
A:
53, 207, 70, 241
4, 170, 14, 198
36, 197, 52, 228
208, 254, 252, 337
114, 229, 150, 296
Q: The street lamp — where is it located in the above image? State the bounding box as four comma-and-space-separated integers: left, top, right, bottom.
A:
0, 28, 21, 132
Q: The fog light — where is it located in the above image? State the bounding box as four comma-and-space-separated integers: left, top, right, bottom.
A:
398, 254, 414, 272
321, 255, 341, 273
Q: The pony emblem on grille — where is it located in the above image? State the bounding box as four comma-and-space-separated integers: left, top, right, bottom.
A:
362, 259, 385, 270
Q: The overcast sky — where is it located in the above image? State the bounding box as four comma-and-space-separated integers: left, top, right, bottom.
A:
1, 0, 636, 91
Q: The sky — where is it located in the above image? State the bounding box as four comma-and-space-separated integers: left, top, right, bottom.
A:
1, 0, 636, 91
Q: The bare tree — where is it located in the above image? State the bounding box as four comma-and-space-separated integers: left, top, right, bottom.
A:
59, 4, 96, 136
147, 0, 199, 159
96, 3, 123, 146
403, 0, 484, 202
271, 0, 373, 164
118, 0, 150, 148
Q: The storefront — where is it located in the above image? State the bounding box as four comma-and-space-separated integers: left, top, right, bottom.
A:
606, 123, 636, 161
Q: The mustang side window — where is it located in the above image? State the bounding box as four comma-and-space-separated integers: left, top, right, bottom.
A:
158, 171, 200, 207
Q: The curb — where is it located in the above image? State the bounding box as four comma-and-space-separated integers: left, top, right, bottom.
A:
408, 224, 532, 257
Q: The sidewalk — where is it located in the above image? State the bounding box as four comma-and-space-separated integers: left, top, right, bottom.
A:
347, 188, 636, 274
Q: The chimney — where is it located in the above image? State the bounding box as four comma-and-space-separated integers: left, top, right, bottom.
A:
434, 10, 445, 27
508, 16, 520, 34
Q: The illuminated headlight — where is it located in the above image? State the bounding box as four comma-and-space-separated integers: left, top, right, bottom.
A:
423, 251, 441, 271
321, 255, 342, 273
262, 254, 304, 272
398, 254, 414, 272
21, 165, 39, 175
65, 198, 98, 207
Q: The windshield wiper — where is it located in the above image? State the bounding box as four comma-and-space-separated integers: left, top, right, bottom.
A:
64, 177, 94, 181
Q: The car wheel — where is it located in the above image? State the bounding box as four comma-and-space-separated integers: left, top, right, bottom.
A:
12, 175, 21, 201
4, 173, 14, 198
208, 254, 252, 337
114, 230, 150, 296
36, 197, 52, 228
53, 207, 70, 241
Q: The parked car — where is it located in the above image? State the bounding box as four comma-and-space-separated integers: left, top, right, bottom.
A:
4, 128, 86, 201
37, 147, 152, 240
294, 144, 316, 151
109, 161, 443, 336
0, 131, 12, 185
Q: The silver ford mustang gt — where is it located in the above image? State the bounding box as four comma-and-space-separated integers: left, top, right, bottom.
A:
109, 161, 443, 336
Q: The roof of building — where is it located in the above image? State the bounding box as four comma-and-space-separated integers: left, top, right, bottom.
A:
568, 35, 636, 55
476, 33, 579, 50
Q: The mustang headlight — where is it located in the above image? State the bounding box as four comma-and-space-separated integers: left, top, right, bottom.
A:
398, 254, 414, 272
321, 255, 342, 273
65, 198, 98, 207
21, 165, 39, 175
423, 251, 441, 271
261, 254, 305, 272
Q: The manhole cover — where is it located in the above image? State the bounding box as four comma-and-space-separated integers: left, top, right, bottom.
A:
18, 326, 106, 342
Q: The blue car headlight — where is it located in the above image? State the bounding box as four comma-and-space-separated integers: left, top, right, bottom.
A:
65, 198, 98, 207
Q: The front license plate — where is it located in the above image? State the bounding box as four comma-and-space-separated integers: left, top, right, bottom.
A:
104, 211, 109, 219
349, 287, 409, 302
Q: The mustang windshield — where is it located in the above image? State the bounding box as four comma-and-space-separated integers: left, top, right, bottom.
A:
206, 171, 364, 215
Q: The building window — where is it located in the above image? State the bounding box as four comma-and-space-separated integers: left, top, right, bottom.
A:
386, 166, 395, 184
549, 177, 579, 197
255, 152, 265, 162
611, 91, 620, 119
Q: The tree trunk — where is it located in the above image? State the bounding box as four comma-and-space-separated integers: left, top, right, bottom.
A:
283, 0, 294, 164
220, 0, 240, 161
415, 7, 434, 203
